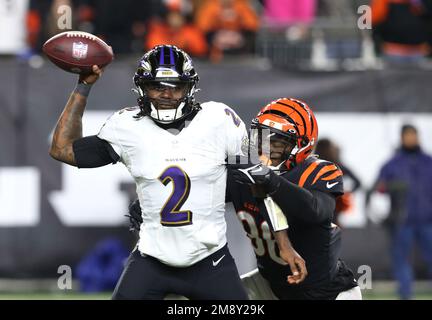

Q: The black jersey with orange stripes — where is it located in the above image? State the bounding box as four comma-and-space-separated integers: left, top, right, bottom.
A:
227, 156, 357, 299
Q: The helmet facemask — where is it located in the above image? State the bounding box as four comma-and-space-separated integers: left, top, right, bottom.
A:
251, 97, 318, 170
138, 80, 195, 123
250, 124, 297, 172
133, 45, 199, 124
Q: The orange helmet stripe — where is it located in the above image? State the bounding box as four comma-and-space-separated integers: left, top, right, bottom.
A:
274, 101, 308, 136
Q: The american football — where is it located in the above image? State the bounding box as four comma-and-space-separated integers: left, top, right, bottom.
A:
42, 31, 114, 74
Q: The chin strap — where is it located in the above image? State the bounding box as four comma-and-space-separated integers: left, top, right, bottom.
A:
150, 101, 185, 123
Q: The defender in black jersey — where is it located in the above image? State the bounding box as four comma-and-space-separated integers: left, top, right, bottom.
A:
228, 98, 361, 300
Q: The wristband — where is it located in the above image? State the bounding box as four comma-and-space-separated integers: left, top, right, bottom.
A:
74, 81, 92, 97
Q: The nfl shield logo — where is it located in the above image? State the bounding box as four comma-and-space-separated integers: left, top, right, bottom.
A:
72, 42, 88, 60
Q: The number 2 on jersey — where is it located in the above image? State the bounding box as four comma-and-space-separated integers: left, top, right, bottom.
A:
224, 108, 241, 127
158, 166, 192, 226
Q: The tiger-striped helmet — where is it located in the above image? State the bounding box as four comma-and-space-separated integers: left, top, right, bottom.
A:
251, 98, 318, 169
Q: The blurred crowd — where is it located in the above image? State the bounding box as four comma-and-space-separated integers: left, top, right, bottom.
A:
1, 0, 431, 64
371, 0, 432, 64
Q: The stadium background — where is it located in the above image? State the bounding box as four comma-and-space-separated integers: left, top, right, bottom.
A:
1, 0, 432, 299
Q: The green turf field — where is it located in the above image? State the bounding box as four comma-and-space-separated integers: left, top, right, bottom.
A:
0, 280, 430, 300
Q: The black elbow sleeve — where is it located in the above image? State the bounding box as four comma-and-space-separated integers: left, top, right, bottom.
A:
73, 136, 120, 168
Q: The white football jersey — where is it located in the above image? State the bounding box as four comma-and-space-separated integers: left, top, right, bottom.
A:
98, 102, 248, 267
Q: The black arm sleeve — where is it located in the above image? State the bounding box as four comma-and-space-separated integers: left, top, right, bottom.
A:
270, 177, 336, 225
225, 185, 232, 203
72, 135, 120, 168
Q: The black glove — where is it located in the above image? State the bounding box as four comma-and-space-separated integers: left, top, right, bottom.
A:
125, 199, 143, 233
228, 157, 281, 195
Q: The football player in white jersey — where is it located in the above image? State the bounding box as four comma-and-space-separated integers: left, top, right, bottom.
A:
49, 45, 250, 299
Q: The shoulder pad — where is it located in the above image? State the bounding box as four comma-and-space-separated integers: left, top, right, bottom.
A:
297, 158, 344, 196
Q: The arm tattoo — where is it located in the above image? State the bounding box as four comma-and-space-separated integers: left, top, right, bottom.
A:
49, 92, 87, 166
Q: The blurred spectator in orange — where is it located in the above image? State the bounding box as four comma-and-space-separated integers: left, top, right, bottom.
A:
196, 0, 259, 62
315, 138, 362, 225
146, 9, 208, 57
371, 0, 432, 64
